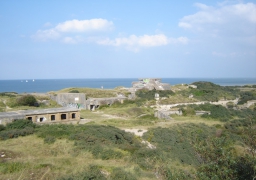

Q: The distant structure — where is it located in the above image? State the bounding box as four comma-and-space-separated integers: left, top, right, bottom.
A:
132, 78, 171, 90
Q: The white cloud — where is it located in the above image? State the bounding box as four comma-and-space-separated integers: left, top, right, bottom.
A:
62, 37, 77, 44
31, 29, 60, 41
169, 37, 189, 44
43, 22, 52, 27
55, 19, 113, 32
32, 19, 188, 51
32, 18, 113, 41
97, 34, 188, 51
179, 2, 256, 36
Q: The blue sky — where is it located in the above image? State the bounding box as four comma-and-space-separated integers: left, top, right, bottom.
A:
0, 0, 255, 79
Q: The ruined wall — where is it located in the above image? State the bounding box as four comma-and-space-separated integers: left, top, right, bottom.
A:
85, 97, 126, 110
51, 93, 86, 109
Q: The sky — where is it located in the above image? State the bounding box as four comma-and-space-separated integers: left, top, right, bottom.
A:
0, 0, 255, 79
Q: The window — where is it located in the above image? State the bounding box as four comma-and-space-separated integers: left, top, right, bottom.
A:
51, 115, 55, 121
61, 114, 66, 120
40, 117, 44, 122
27, 117, 32, 121
72, 113, 76, 119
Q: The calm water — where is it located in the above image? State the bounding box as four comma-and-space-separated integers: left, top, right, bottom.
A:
0, 78, 256, 93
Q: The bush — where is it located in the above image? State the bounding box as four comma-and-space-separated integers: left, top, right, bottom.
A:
68, 90, 79, 93
0, 127, 35, 140
57, 164, 107, 180
44, 136, 56, 144
238, 91, 256, 104
189, 81, 239, 101
181, 107, 195, 116
0, 124, 5, 131
110, 168, 137, 180
5, 119, 36, 130
17, 95, 38, 106
0, 162, 28, 174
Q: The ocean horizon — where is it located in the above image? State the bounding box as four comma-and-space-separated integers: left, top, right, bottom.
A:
0, 78, 256, 94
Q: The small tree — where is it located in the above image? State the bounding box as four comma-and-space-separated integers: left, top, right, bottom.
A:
17, 95, 38, 106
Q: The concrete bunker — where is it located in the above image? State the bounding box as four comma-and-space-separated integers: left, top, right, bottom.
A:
0, 107, 80, 125
86, 97, 126, 111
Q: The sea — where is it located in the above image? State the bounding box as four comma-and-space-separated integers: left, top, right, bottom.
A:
0, 78, 256, 94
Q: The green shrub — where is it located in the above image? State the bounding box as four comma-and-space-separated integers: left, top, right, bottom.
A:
0, 124, 5, 131
44, 136, 56, 144
188, 81, 239, 101
0, 162, 28, 174
17, 95, 38, 106
238, 91, 256, 104
100, 149, 123, 160
57, 164, 107, 180
131, 148, 163, 170
110, 168, 137, 180
68, 90, 79, 93
181, 107, 195, 116
0, 92, 17, 97
5, 119, 36, 130
0, 127, 35, 140
143, 124, 216, 166
37, 124, 75, 139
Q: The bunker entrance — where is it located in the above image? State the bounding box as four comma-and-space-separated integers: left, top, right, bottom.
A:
90, 105, 95, 111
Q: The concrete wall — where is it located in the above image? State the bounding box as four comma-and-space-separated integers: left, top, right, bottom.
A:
85, 97, 126, 110
51, 93, 86, 109
25, 111, 80, 123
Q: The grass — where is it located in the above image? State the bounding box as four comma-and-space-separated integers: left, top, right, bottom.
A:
56, 87, 130, 98
0, 135, 150, 180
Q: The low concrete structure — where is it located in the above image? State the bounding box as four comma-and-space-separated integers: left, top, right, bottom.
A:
155, 109, 210, 119
154, 110, 173, 120
195, 111, 211, 116
0, 107, 80, 125
85, 97, 126, 111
